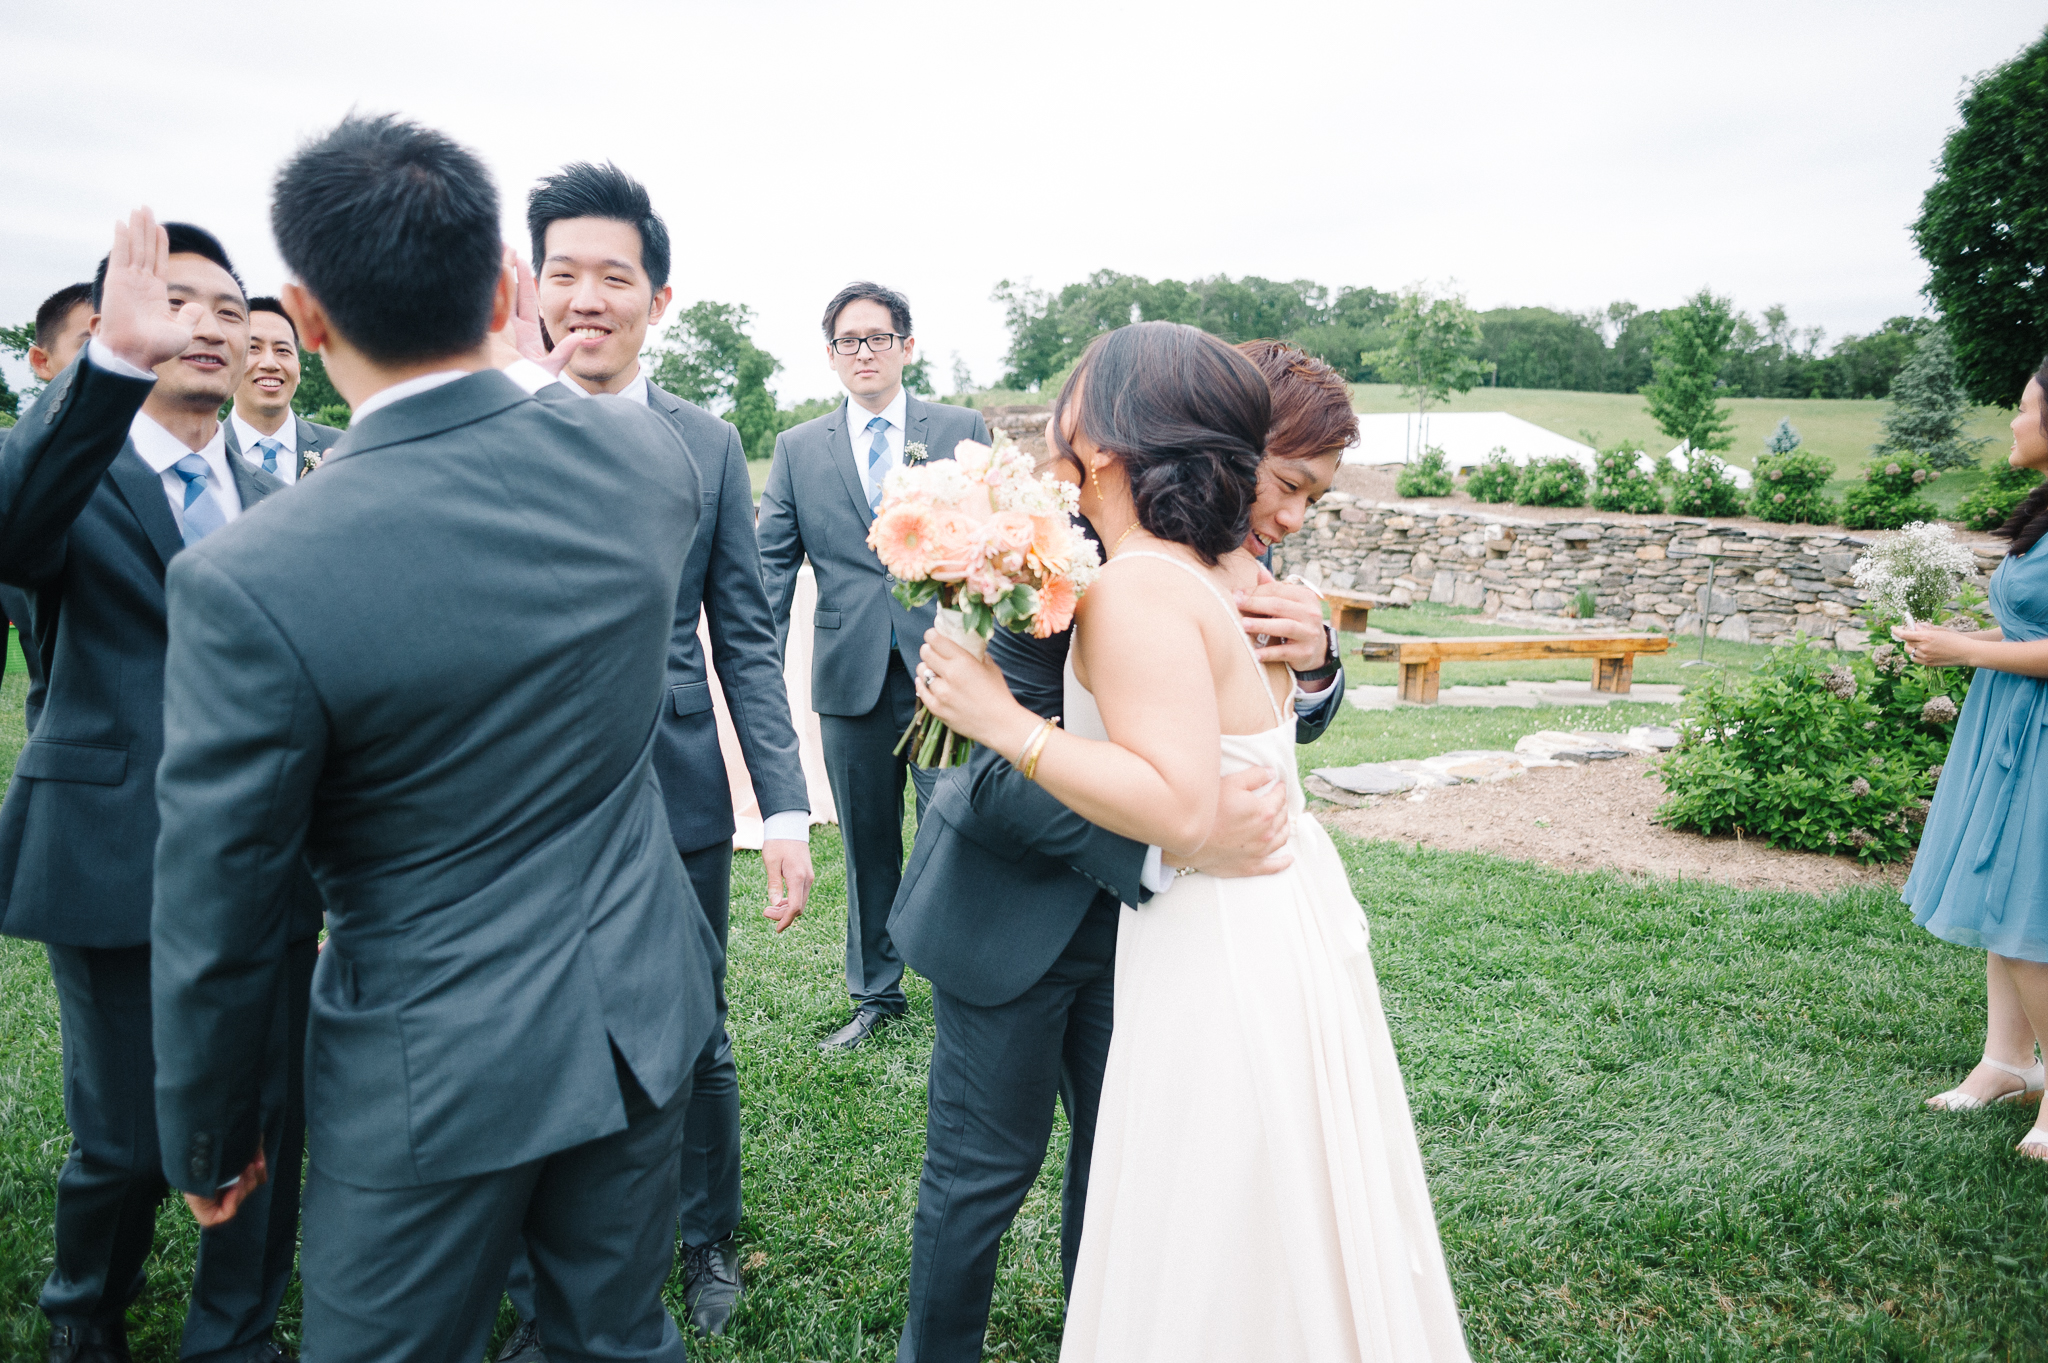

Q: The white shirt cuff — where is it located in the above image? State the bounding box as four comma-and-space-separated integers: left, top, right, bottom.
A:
1139, 845, 1176, 895
760, 810, 811, 843
503, 357, 571, 396
1293, 680, 1336, 714
87, 337, 157, 381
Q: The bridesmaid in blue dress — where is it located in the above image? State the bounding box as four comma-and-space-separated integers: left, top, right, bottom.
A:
1901, 358, 2048, 1161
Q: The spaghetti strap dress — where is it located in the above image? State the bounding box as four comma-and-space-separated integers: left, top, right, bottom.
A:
1904, 544, 2048, 962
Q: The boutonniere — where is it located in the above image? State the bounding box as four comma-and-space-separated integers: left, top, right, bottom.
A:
299, 449, 324, 478
903, 441, 930, 466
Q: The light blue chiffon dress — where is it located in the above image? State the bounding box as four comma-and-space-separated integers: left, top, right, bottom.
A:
1905, 544, 2048, 962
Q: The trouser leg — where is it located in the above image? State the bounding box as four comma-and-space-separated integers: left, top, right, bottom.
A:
41, 944, 164, 1328
895, 895, 1118, 1363
1055, 902, 1118, 1296
525, 1056, 694, 1363
819, 656, 926, 1015
676, 842, 740, 1247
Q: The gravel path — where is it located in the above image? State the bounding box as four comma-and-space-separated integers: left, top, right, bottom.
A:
1320, 753, 1908, 895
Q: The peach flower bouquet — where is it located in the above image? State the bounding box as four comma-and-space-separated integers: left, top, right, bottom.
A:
867, 436, 1102, 767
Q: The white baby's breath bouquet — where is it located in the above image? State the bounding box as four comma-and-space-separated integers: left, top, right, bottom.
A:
1849, 521, 1981, 627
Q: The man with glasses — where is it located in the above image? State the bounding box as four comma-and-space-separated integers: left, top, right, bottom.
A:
757, 282, 988, 1052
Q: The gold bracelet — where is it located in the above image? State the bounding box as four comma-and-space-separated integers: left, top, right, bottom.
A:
1019, 717, 1060, 782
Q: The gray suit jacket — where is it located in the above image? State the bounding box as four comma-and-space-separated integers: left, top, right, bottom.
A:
149, 369, 720, 1195
0, 354, 313, 948
757, 396, 990, 717
224, 411, 344, 480
639, 381, 807, 852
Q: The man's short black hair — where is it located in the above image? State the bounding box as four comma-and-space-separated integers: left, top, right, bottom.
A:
91, 223, 244, 311
34, 282, 93, 350
247, 296, 300, 346
821, 281, 912, 341
272, 113, 502, 364
527, 162, 670, 295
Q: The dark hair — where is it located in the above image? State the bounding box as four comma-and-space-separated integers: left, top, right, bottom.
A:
1049, 322, 1271, 565
527, 161, 670, 294
1993, 355, 2048, 557
272, 114, 502, 364
247, 296, 299, 346
91, 223, 243, 311
34, 282, 93, 349
821, 281, 911, 340
1237, 340, 1357, 463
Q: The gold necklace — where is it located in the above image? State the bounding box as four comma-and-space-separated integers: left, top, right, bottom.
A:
1110, 523, 1143, 557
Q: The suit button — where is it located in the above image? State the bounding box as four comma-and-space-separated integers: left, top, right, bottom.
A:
189, 1156, 209, 1181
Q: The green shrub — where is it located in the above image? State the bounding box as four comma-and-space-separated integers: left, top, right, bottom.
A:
312, 404, 351, 430
1955, 462, 2043, 531
1464, 448, 1519, 502
1514, 455, 1589, 507
1668, 449, 1744, 517
1395, 445, 1454, 498
1656, 633, 1969, 862
1589, 444, 1664, 514
1572, 586, 1600, 619
1747, 447, 1836, 523
1840, 450, 1940, 530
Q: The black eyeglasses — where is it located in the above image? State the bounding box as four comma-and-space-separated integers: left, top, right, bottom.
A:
831, 333, 903, 355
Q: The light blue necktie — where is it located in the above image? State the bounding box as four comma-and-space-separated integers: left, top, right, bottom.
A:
171, 455, 227, 545
254, 437, 285, 474
865, 416, 891, 515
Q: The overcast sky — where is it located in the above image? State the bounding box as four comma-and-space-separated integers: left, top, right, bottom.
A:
2, 1, 2041, 404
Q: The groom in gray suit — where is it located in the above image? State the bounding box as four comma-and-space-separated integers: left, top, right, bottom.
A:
149, 115, 721, 1363
757, 283, 989, 1052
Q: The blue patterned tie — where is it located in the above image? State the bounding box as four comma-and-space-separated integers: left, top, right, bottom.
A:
254, 437, 284, 474
172, 455, 227, 545
865, 416, 891, 515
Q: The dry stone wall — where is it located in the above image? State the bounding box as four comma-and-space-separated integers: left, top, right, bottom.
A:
1267, 495, 2006, 651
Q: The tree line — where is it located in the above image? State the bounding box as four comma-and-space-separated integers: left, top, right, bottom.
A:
989, 270, 1929, 402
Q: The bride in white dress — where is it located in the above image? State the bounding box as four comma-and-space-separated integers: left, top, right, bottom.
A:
915, 322, 1469, 1362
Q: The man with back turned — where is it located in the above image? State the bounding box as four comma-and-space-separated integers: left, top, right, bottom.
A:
148, 114, 721, 1363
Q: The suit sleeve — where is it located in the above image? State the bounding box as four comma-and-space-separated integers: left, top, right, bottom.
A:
152, 551, 328, 1195
755, 430, 804, 662
0, 352, 155, 588
1294, 666, 1346, 745
962, 624, 1151, 906
702, 422, 808, 818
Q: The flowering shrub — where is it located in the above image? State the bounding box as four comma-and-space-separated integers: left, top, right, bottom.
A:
1464, 448, 1519, 503
1747, 447, 1836, 523
1954, 462, 2043, 532
1667, 449, 1745, 517
1590, 443, 1664, 514
1840, 450, 1940, 530
1657, 635, 1970, 862
1395, 445, 1455, 498
1514, 455, 1589, 507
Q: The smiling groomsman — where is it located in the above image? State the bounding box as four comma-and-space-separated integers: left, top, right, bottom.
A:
227, 298, 341, 482
0, 216, 315, 1363
757, 285, 989, 1053
494, 160, 815, 1349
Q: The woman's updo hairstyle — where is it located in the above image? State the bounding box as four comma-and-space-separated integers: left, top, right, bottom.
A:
1993, 354, 2048, 557
1048, 321, 1271, 565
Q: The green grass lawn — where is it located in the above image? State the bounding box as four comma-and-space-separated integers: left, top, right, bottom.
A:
5, 628, 2047, 1359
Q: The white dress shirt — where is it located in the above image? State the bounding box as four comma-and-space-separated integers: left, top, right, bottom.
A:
230, 409, 299, 484
86, 339, 244, 533
847, 385, 908, 506
503, 357, 808, 844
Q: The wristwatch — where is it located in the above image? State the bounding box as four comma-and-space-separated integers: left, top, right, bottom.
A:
1291, 624, 1341, 685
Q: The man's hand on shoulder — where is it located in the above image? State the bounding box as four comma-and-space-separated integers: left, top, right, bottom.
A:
1175, 766, 1291, 879
97, 207, 200, 374
1238, 565, 1334, 681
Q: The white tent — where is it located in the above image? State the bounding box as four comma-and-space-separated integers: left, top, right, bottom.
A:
1347, 410, 1751, 491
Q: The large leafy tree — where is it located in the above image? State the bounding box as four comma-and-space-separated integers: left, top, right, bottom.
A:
1363, 284, 1484, 424
1642, 289, 1737, 455
292, 350, 346, 417
1913, 26, 2048, 406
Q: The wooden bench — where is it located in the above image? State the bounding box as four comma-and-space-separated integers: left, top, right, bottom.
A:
1355, 633, 1672, 703
1320, 586, 1396, 634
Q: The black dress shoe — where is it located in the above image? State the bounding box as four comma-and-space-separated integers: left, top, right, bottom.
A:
47, 1319, 131, 1363
818, 1006, 893, 1053
494, 1320, 548, 1363
679, 1236, 743, 1336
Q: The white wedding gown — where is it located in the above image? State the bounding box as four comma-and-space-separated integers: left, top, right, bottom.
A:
1059, 552, 1471, 1363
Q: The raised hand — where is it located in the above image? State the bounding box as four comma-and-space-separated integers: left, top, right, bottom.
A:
488, 245, 589, 378
97, 207, 201, 373
1238, 564, 1332, 675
